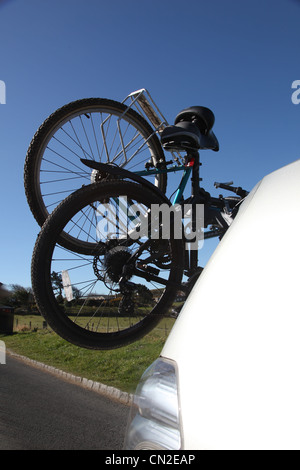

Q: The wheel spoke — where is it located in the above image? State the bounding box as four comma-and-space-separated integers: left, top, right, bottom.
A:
25, 99, 166, 236
31, 180, 182, 349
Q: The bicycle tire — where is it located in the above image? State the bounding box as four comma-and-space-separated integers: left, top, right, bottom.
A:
31, 181, 183, 349
24, 98, 167, 249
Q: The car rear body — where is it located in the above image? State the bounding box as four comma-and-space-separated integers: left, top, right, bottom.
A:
125, 159, 300, 450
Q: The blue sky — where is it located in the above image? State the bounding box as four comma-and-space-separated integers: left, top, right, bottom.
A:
0, 0, 299, 289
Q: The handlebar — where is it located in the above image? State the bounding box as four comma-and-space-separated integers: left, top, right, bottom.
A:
214, 181, 249, 198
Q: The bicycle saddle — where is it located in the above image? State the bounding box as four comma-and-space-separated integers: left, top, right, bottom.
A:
161, 106, 219, 152
174, 106, 215, 132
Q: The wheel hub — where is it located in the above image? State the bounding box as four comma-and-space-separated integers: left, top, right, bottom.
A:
103, 246, 132, 283
90, 168, 114, 184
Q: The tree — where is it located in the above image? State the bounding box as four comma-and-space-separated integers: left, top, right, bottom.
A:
136, 284, 153, 305
72, 285, 81, 300
0, 282, 9, 299
8, 284, 34, 312
51, 271, 63, 296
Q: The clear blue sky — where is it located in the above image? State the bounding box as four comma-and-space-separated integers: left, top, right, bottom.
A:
0, 0, 299, 289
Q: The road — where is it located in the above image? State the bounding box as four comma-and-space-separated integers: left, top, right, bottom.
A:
0, 354, 129, 450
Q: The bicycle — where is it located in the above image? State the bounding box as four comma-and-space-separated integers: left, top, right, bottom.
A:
24, 90, 169, 250
29, 90, 248, 349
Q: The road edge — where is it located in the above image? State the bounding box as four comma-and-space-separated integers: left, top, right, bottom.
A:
7, 349, 134, 406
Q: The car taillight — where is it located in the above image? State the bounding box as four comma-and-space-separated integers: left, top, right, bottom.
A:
124, 358, 182, 450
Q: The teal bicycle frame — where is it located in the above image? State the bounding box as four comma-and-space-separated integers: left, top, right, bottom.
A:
135, 164, 192, 205
81, 153, 243, 282
134, 157, 215, 276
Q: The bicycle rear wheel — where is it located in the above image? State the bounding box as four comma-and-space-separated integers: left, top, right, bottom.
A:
31, 181, 183, 349
24, 98, 167, 243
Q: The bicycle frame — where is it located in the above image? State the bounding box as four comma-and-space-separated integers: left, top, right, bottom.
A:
134, 150, 229, 272
81, 81, 245, 287
83, 146, 230, 284
135, 163, 191, 204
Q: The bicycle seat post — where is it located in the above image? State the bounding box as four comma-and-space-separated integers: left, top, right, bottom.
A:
188, 149, 201, 199
185, 149, 201, 275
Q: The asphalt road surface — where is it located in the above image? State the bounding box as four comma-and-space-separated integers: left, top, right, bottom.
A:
0, 354, 129, 450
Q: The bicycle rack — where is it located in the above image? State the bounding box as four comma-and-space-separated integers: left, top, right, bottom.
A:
123, 89, 168, 133
122, 89, 184, 164
98, 88, 172, 166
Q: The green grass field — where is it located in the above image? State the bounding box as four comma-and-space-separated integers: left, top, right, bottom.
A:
1, 315, 176, 394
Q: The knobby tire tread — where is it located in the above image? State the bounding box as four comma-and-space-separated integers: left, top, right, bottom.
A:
24, 98, 166, 230
31, 181, 183, 349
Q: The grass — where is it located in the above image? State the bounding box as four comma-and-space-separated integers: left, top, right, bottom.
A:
1, 316, 175, 394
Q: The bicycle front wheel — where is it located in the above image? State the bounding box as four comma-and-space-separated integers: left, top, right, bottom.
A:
24, 98, 167, 233
31, 181, 183, 349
